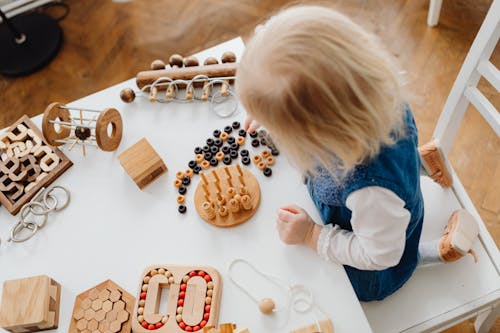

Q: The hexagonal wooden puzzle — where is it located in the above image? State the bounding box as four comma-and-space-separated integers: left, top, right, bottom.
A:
69, 280, 135, 333
0, 275, 61, 333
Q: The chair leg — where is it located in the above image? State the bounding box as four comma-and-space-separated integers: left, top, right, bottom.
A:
428, 0, 443, 26
474, 302, 500, 333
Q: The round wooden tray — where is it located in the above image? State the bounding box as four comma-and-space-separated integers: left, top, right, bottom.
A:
194, 165, 260, 228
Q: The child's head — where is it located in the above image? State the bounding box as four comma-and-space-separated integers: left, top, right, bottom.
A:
236, 5, 405, 175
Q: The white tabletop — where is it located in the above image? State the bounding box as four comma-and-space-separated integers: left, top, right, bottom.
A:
0, 38, 373, 333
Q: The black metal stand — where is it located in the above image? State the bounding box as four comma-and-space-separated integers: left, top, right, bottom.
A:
0, 9, 62, 76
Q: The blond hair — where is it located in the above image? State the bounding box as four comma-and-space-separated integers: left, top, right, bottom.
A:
236, 5, 405, 176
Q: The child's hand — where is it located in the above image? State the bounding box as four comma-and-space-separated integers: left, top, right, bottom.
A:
244, 116, 260, 134
276, 204, 322, 250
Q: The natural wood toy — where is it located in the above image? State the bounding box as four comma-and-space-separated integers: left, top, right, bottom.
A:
202, 323, 250, 333
69, 279, 135, 333
290, 319, 334, 333
120, 52, 238, 117
132, 265, 222, 333
42, 102, 123, 156
0, 275, 61, 333
0, 115, 73, 215
194, 165, 260, 228
118, 138, 168, 190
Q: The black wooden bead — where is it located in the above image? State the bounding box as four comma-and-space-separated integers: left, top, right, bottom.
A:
260, 138, 267, 146
179, 186, 187, 194
194, 147, 203, 154
178, 205, 187, 213
230, 150, 239, 159
230, 143, 239, 151
204, 152, 213, 160
214, 138, 223, 147
182, 176, 191, 186
227, 137, 235, 144
232, 121, 241, 129
202, 145, 210, 153
224, 126, 232, 134
242, 156, 251, 165
193, 165, 201, 174
206, 138, 215, 146
249, 131, 258, 138
210, 158, 218, 166
238, 129, 247, 137
213, 129, 221, 138
222, 146, 230, 154
210, 146, 219, 154
223, 155, 232, 165
263, 167, 272, 177
188, 160, 197, 169
240, 149, 249, 157
251, 139, 260, 147
271, 149, 280, 156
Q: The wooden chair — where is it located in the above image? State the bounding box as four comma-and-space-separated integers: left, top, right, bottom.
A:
363, 0, 500, 332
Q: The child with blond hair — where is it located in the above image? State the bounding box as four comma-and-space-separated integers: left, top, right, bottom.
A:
236, 5, 479, 301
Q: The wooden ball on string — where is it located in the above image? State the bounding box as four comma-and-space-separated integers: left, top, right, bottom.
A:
258, 298, 275, 315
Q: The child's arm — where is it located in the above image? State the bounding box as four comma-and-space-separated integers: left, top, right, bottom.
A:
276, 187, 411, 270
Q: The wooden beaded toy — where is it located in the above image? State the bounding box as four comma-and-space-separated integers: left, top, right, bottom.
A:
0, 275, 61, 333
132, 265, 222, 333
0, 115, 73, 215
69, 279, 135, 333
118, 138, 168, 190
120, 52, 238, 117
194, 165, 260, 228
42, 102, 123, 156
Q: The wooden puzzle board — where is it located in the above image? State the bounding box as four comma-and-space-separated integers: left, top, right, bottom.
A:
194, 165, 260, 228
68, 279, 135, 333
132, 265, 222, 333
0, 115, 73, 215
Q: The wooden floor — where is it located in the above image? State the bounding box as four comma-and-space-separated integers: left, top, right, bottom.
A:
1, 0, 498, 332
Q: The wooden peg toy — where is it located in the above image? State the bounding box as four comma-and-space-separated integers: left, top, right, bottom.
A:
132, 265, 222, 333
194, 165, 260, 228
42, 102, 123, 155
118, 138, 168, 190
68, 279, 135, 333
0, 115, 72, 215
0, 275, 61, 333
290, 319, 334, 333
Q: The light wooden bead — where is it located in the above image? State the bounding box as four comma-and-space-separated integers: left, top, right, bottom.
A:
169, 277, 175, 284
237, 136, 245, 145
183, 276, 190, 283
176, 171, 184, 180
207, 281, 214, 289
196, 154, 204, 163
257, 161, 266, 170
207, 290, 213, 297
204, 57, 218, 66
185, 169, 194, 178
239, 186, 248, 195
138, 315, 144, 323
150, 269, 158, 276
177, 195, 186, 204
205, 297, 212, 304
138, 307, 144, 315
143, 276, 150, 283
262, 150, 271, 158
161, 315, 168, 324
165, 271, 172, 278
151, 59, 166, 70
220, 132, 228, 141
258, 298, 275, 315
218, 206, 228, 217
142, 284, 148, 291
221, 51, 237, 63
169, 54, 183, 68
202, 160, 210, 170
177, 306, 183, 314
158, 268, 166, 274
139, 300, 145, 307
266, 156, 275, 166
253, 155, 262, 164
176, 314, 182, 322
226, 187, 235, 198
233, 194, 241, 203
174, 179, 182, 188
120, 88, 135, 103
216, 151, 224, 161
229, 198, 240, 213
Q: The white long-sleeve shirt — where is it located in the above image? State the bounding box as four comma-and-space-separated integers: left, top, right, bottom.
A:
316, 186, 411, 271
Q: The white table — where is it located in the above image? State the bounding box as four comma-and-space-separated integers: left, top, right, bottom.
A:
0, 38, 373, 333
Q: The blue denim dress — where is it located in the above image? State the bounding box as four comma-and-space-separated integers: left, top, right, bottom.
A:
306, 107, 424, 301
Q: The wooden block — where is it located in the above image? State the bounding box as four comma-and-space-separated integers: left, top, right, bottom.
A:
194, 165, 260, 228
132, 265, 222, 333
69, 280, 135, 333
0, 275, 61, 333
290, 319, 334, 333
0, 115, 73, 215
118, 138, 167, 190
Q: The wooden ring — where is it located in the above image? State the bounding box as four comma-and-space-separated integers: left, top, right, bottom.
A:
266, 156, 275, 166
174, 179, 182, 188
42, 102, 72, 146
253, 155, 262, 164
176, 171, 185, 180
185, 169, 194, 178
237, 137, 245, 146
177, 195, 185, 204
216, 152, 224, 161
257, 161, 266, 170
201, 160, 210, 169
220, 132, 228, 141
196, 154, 204, 163
96, 108, 123, 151
262, 150, 271, 158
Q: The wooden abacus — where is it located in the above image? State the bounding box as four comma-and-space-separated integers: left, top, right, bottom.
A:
131, 265, 222, 333
194, 165, 260, 228
0, 115, 72, 215
42, 102, 123, 156
119, 52, 238, 117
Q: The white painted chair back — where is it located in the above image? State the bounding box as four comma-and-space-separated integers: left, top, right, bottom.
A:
363, 1, 500, 332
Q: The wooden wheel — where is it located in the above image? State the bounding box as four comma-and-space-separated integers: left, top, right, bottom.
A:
41, 102, 71, 146
95, 108, 123, 151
